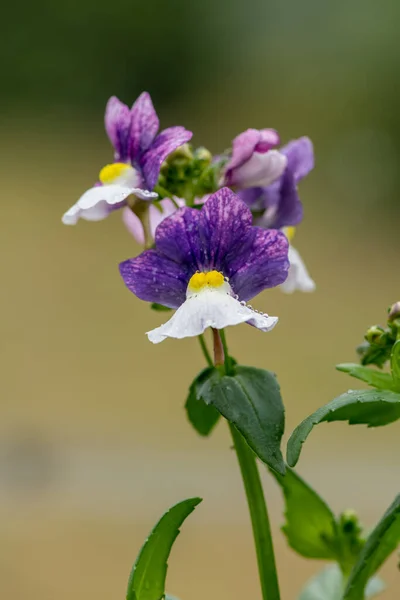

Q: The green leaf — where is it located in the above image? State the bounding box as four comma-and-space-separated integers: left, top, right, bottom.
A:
185, 367, 221, 436
344, 494, 400, 600
287, 389, 400, 467
390, 340, 400, 387
298, 565, 385, 600
198, 365, 285, 475
126, 497, 202, 600
336, 363, 398, 391
151, 303, 172, 312
270, 467, 339, 559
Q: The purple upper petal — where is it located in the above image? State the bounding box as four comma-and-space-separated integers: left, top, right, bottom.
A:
104, 96, 132, 161
119, 188, 289, 305
155, 188, 254, 273
226, 129, 262, 173
130, 92, 160, 162
229, 228, 289, 301
257, 168, 303, 229
238, 136, 314, 229
281, 137, 314, 182
155, 205, 205, 269
200, 187, 255, 270
225, 128, 280, 181
255, 129, 280, 152
119, 249, 188, 309
141, 126, 193, 190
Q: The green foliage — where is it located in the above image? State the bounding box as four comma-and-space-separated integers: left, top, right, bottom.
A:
198, 365, 285, 474
287, 389, 400, 467
390, 340, 400, 388
270, 466, 367, 575
336, 363, 398, 392
185, 367, 221, 436
298, 565, 385, 600
151, 303, 172, 312
126, 498, 202, 600
270, 467, 339, 560
344, 495, 400, 600
356, 304, 400, 368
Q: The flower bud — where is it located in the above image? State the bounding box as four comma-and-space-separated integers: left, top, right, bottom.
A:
166, 143, 193, 162
388, 301, 400, 322
338, 509, 365, 562
339, 509, 362, 535
194, 147, 212, 164
365, 325, 385, 344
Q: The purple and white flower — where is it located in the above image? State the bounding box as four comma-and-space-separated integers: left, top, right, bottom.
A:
62, 92, 192, 225
119, 188, 289, 343
239, 137, 315, 293
224, 128, 287, 189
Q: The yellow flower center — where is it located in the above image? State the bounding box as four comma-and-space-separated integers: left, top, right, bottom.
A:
99, 162, 130, 184
283, 226, 296, 242
188, 270, 225, 292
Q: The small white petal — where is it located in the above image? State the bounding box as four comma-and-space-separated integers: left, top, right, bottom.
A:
280, 245, 316, 294
233, 150, 287, 188
133, 189, 158, 201
62, 185, 157, 225
147, 288, 278, 343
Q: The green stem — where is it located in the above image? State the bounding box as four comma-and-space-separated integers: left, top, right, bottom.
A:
153, 185, 180, 208
198, 334, 213, 367
229, 423, 280, 600
198, 329, 281, 600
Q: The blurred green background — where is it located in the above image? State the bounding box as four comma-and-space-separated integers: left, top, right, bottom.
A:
1, 1, 399, 598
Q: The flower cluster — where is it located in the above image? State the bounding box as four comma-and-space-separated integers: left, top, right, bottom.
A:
63, 92, 315, 343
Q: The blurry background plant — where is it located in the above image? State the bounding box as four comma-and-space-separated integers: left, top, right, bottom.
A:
1, 1, 400, 599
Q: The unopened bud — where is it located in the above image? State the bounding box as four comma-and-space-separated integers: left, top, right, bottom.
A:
388, 301, 400, 322
168, 143, 193, 162
194, 147, 212, 163
340, 509, 361, 534
365, 325, 385, 344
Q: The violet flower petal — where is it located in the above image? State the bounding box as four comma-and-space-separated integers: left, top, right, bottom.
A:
225, 128, 262, 172
130, 92, 160, 161
225, 128, 280, 180
254, 128, 280, 152
281, 136, 314, 182
154, 205, 204, 269
104, 96, 132, 162
141, 126, 193, 190
199, 187, 255, 271
229, 228, 289, 302
258, 168, 303, 230
238, 187, 265, 208
119, 249, 189, 308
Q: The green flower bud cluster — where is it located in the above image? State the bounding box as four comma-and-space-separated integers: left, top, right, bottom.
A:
356, 302, 400, 368
337, 509, 366, 575
157, 144, 224, 205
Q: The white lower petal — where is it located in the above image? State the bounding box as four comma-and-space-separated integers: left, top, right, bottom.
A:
147, 288, 278, 343
62, 185, 157, 225
280, 245, 316, 293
